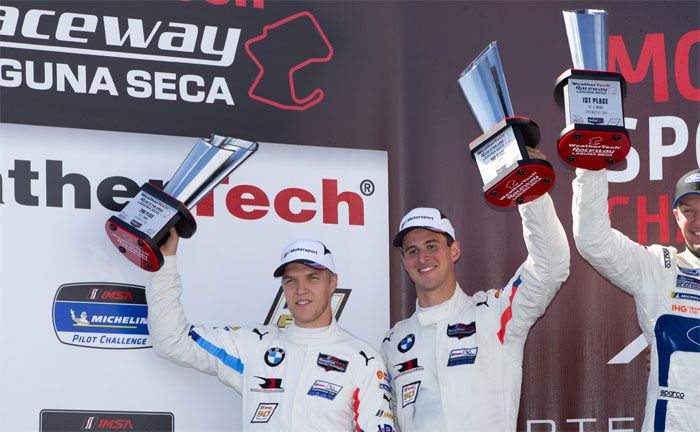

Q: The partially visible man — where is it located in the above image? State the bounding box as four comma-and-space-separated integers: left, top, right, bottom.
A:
573, 168, 700, 432
147, 231, 395, 431
381, 150, 570, 431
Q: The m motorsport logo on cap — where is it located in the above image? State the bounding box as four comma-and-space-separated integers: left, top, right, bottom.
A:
52, 283, 150, 349
393, 207, 455, 247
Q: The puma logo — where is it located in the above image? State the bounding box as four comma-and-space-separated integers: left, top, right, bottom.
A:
253, 328, 269, 341
359, 350, 375, 366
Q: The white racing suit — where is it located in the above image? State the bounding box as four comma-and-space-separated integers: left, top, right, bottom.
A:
148, 256, 396, 432
573, 168, 700, 432
380, 194, 570, 431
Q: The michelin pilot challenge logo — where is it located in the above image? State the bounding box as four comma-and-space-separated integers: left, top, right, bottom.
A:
52, 283, 150, 349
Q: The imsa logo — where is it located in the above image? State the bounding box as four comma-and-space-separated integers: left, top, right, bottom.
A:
52, 282, 150, 349
39, 409, 173, 431
264, 287, 351, 328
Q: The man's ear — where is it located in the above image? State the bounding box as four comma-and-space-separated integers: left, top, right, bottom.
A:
673, 208, 682, 228
451, 240, 461, 263
329, 271, 338, 292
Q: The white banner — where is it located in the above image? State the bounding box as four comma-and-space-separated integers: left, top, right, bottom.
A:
0, 123, 389, 431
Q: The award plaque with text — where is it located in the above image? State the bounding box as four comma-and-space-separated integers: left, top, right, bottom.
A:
105, 135, 258, 271
554, 9, 630, 169
458, 42, 554, 207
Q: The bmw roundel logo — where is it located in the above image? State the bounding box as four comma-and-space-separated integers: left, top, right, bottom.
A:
398, 334, 415, 353
265, 347, 286, 367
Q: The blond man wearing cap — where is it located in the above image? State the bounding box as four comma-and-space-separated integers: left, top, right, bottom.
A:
573, 168, 700, 431
146, 231, 395, 431
381, 188, 570, 431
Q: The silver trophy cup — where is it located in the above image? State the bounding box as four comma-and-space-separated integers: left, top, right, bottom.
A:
105, 135, 259, 271
458, 42, 554, 207
554, 9, 630, 169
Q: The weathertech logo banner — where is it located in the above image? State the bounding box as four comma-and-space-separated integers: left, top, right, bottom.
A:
52, 283, 150, 349
264, 287, 350, 328
40, 410, 173, 431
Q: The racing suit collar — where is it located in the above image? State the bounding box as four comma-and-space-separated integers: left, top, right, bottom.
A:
679, 248, 700, 265
416, 284, 468, 326
286, 317, 338, 344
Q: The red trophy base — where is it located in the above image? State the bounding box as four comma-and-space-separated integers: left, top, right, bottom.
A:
104, 183, 196, 272
557, 124, 631, 170
484, 159, 555, 207
554, 69, 630, 170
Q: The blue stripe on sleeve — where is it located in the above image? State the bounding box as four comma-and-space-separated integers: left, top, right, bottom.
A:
189, 328, 244, 374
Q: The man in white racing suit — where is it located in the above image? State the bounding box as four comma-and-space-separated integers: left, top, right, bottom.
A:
381, 170, 570, 431
573, 168, 700, 432
148, 232, 395, 431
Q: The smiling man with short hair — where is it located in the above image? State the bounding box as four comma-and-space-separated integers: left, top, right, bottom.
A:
573, 167, 700, 431
147, 232, 395, 431
381, 187, 570, 431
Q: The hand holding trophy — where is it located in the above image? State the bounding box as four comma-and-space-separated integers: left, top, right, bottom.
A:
458, 41, 554, 207
105, 135, 258, 271
554, 9, 631, 169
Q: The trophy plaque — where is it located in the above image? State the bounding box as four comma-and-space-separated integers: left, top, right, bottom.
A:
554, 9, 630, 169
458, 41, 554, 207
105, 135, 258, 272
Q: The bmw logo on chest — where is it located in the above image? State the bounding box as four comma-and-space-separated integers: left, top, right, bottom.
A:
264, 347, 285, 367
398, 334, 415, 353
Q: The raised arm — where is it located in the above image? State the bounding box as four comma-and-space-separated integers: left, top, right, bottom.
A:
499, 192, 570, 347
572, 168, 660, 296
147, 229, 245, 391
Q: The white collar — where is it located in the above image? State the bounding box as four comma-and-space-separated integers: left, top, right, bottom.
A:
416, 284, 467, 326
285, 317, 337, 344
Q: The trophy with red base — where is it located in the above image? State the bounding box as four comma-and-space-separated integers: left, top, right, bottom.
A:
458, 41, 554, 207
554, 9, 630, 170
105, 135, 258, 272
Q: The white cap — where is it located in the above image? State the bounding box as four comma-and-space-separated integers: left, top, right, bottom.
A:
393, 207, 456, 247
273, 239, 336, 277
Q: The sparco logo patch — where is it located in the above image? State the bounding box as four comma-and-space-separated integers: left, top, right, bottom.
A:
446, 322, 476, 339
317, 353, 348, 372
39, 409, 173, 431
663, 248, 671, 268
659, 389, 685, 399
52, 283, 150, 349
